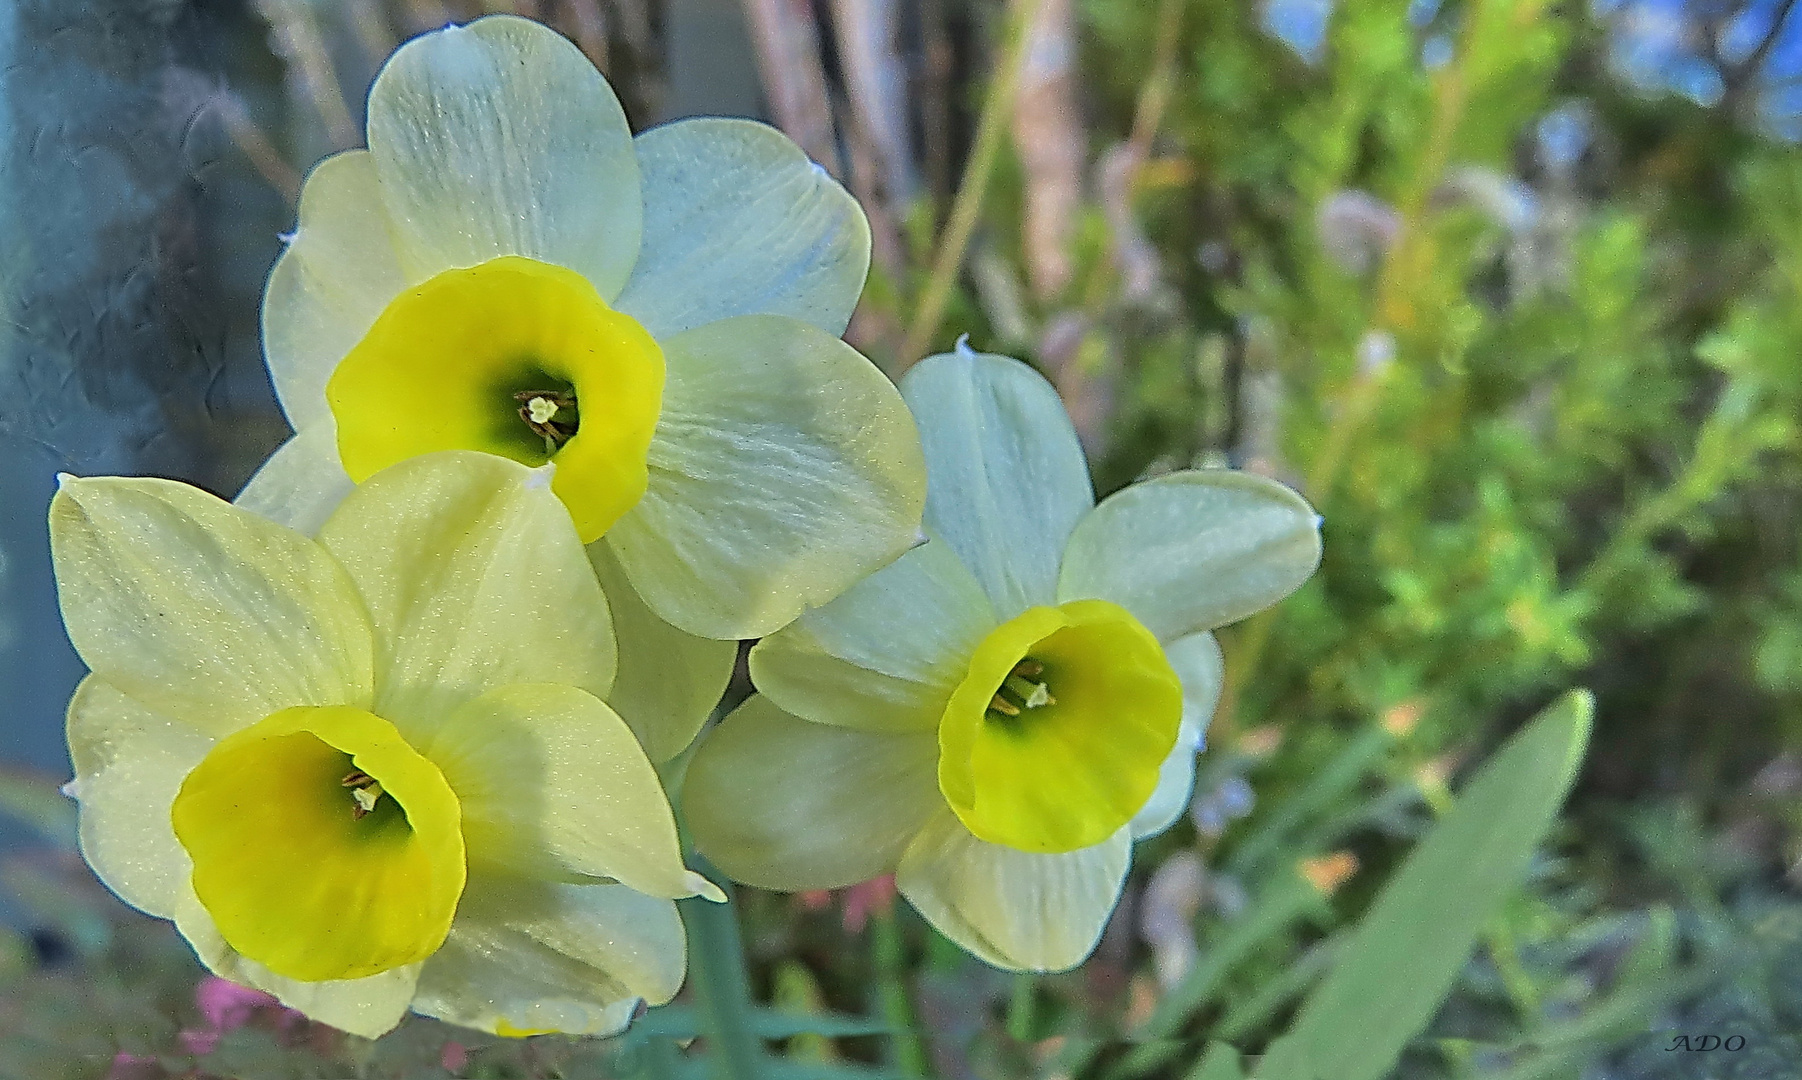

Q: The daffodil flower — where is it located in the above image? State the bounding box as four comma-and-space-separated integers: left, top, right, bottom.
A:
682, 349, 1322, 971
54, 451, 722, 1039
238, 14, 925, 643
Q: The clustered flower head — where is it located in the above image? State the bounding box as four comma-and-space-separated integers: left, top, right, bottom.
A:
49, 14, 1322, 1041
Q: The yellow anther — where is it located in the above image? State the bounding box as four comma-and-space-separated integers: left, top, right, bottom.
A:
341, 769, 385, 819
988, 694, 1021, 717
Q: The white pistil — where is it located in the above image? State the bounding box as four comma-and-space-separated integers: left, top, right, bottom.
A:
526, 396, 560, 424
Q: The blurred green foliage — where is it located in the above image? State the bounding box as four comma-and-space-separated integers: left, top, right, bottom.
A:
7, 0, 1802, 1076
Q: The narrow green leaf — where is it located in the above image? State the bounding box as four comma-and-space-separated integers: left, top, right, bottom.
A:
1255, 690, 1593, 1080
1188, 1042, 1248, 1080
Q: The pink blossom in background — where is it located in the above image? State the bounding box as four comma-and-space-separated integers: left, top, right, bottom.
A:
178, 976, 304, 1055
791, 876, 897, 933
105, 1051, 161, 1080
441, 1040, 469, 1072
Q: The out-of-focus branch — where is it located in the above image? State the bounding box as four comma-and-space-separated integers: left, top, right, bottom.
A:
740, 0, 843, 176
830, 0, 917, 201
559, 0, 612, 73
898, 0, 1044, 371
1010, 0, 1082, 300
343, 0, 397, 68
214, 91, 303, 203
256, 0, 362, 149
397, 0, 457, 33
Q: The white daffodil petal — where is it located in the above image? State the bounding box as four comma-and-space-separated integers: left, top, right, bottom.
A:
262, 150, 408, 429
608, 315, 926, 639
1129, 631, 1224, 839
233, 420, 354, 536
684, 696, 943, 891
897, 810, 1131, 972
613, 117, 869, 339
174, 890, 420, 1039
899, 350, 1093, 620
316, 452, 615, 740
590, 542, 735, 763
750, 536, 994, 733
413, 875, 686, 1037
365, 15, 641, 297
64, 678, 211, 919
49, 476, 374, 736
425, 683, 703, 900
1058, 470, 1322, 641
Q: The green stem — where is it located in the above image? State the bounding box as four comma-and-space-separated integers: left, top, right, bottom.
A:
872, 905, 930, 1076
680, 870, 764, 1080
896, 0, 1043, 371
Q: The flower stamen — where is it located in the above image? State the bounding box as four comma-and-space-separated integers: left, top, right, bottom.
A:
986, 658, 1056, 720
341, 769, 385, 820
514, 389, 579, 453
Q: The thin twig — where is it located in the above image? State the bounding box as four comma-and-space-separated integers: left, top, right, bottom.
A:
897, 0, 1045, 372
258, 0, 363, 149
740, 0, 843, 175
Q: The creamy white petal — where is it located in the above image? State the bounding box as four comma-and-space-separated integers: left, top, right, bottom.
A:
590, 541, 735, 763
750, 536, 994, 733
683, 696, 943, 891
1129, 631, 1224, 839
49, 475, 374, 735
613, 117, 870, 339
423, 683, 710, 900
64, 678, 212, 920
365, 15, 641, 297
897, 811, 1131, 972
1057, 470, 1322, 641
899, 350, 1093, 620
232, 420, 354, 537
173, 890, 420, 1039
412, 875, 686, 1037
607, 315, 926, 639
315, 452, 615, 740
261, 150, 409, 430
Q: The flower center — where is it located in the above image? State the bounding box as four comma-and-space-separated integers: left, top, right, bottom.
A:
938, 600, 1183, 854
326, 255, 665, 543
171, 706, 465, 982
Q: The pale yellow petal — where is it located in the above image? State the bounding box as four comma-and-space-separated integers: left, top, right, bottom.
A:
315, 452, 615, 740
683, 696, 942, 891
590, 541, 735, 763
64, 678, 212, 919
613, 117, 869, 339
49, 475, 374, 735
173, 889, 420, 1039
412, 874, 686, 1037
607, 315, 926, 639
899, 349, 1093, 620
749, 536, 994, 733
232, 420, 353, 536
1057, 470, 1322, 640
1129, 631, 1223, 839
262, 150, 408, 430
896, 810, 1130, 972
365, 15, 640, 297
423, 683, 710, 900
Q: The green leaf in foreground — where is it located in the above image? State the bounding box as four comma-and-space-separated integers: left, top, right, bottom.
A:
1254, 690, 1593, 1080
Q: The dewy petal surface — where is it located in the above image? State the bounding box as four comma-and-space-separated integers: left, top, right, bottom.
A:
424, 683, 704, 899
589, 542, 735, 763
607, 314, 926, 639
365, 15, 641, 297
684, 696, 943, 891
233, 420, 355, 537
896, 810, 1130, 972
1057, 470, 1323, 641
65, 678, 212, 919
1129, 630, 1224, 839
49, 475, 374, 736
413, 875, 685, 1037
900, 350, 1093, 620
316, 452, 616, 740
750, 536, 995, 734
613, 117, 870, 340
174, 890, 420, 1040
261, 150, 409, 429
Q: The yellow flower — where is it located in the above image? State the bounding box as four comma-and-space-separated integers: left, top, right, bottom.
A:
240, 14, 924, 641
54, 451, 721, 1038
683, 349, 1323, 971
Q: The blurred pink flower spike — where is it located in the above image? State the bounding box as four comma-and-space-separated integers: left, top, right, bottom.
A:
441, 1041, 470, 1072
179, 976, 303, 1054
106, 1052, 163, 1080
791, 877, 898, 933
